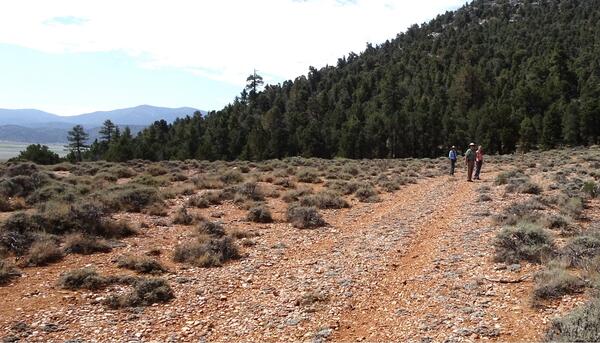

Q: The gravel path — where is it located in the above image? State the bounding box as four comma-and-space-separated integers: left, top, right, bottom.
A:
0, 172, 581, 342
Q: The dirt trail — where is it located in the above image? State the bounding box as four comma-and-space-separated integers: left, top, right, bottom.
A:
334, 174, 547, 342
0, 173, 556, 342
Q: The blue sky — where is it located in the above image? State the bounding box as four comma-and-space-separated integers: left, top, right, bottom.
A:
0, 0, 464, 115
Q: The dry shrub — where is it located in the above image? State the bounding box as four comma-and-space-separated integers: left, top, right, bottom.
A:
172, 207, 196, 225
355, 185, 380, 203
25, 239, 63, 266
145, 165, 168, 176
101, 185, 162, 213
532, 265, 585, 304
104, 278, 174, 308
560, 197, 585, 219
325, 180, 361, 195
546, 299, 600, 341
296, 169, 320, 183
0, 198, 11, 212
192, 175, 224, 190
0, 260, 20, 285
188, 191, 222, 208
220, 170, 244, 185
58, 268, 109, 290
116, 255, 167, 274
561, 233, 600, 268
63, 233, 112, 255
286, 205, 326, 229
299, 191, 350, 209
173, 235, 239, 268
246, 205, 273, 223
273, 178, 295, 188
493, 223, 554, 264
196, 220, 225, 237
235, 182, 264, 202
282, 188, 313, 203
144, 202, 169, 217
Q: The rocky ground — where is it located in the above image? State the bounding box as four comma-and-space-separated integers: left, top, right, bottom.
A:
0, 165, 590, 342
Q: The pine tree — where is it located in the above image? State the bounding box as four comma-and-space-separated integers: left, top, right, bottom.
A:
66, 125, 89, 162
519, 117, 537, 153
562, 102, 580, 146
99, 120, 117, 142
541, 105, 563, 149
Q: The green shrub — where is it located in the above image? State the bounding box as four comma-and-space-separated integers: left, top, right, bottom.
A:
582, 181, 599, 198
116, 255, 167, 274
63, 233, 112, 255
104, 278, 174, 308
546, 299, 600, 342
247, 205, 273, 223
100, 185, 162, 213
286, 205, 326, 229
10, 144, 61, 165
493, 223, 554, 264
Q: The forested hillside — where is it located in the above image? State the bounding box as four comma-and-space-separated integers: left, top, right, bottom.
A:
93, 0, 600, 161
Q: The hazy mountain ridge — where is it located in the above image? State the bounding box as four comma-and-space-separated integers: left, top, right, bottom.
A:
0, 105, 203, 143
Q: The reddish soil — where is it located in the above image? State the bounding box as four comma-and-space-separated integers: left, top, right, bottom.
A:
0, 170, 587, 342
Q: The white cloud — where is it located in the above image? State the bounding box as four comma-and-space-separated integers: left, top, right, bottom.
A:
0, 0, 463, 87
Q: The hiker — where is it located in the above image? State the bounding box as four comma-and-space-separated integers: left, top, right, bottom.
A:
448, 146, 458, 176
465, 143, 476, 182
474, 145, 484, 180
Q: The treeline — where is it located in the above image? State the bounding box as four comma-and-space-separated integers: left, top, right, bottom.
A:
76, 0, 600, 162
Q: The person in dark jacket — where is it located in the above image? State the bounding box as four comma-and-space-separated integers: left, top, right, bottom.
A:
448, 146, 458, 176
465, 143, 476, 182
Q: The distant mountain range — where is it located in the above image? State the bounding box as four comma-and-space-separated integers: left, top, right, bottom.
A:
0, 105, 204, 143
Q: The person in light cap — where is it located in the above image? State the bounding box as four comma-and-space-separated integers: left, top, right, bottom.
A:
465, 143, 476, 182
448, 145, 458, 176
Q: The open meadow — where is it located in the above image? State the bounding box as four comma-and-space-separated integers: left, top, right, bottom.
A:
0, 147, 599, 341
